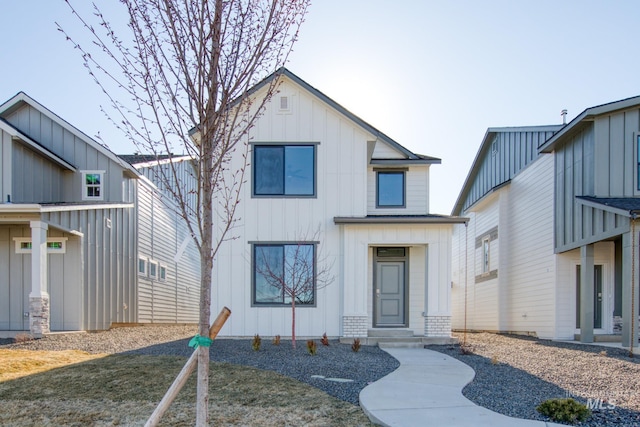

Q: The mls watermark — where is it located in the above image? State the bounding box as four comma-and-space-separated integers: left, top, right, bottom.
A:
565, 391, 634, 411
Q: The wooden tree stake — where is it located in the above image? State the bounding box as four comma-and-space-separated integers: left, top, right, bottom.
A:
145, 307, 231, 427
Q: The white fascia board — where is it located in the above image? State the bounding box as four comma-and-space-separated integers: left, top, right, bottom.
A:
132, 155, 193, 169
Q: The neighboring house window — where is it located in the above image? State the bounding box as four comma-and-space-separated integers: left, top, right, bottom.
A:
253, 243, 316, 306
377, 171, 405, 207
82, 171, 105, 201
149, 260, 159, 279
482, 237, 490, 274
14, 238, 67, 254
159, 265, 167, 281
253, 145, 315, 196
138, 257, 147, 276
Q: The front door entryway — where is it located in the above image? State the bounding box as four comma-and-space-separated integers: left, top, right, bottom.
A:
374, 247, 408, 327
576, 264, 603, 329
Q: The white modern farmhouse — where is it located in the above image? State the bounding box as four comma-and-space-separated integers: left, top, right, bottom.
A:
0, 92, 200, 335
452, 96, 640, 348
210, 69, 465, 342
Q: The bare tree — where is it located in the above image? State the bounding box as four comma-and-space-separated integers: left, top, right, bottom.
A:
254, 231, 333, 349
59, 1, 309, 425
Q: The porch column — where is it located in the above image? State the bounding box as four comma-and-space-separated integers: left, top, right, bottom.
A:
622, 230, 640, 347
29, 220, 50, 336
580, 244, 594, 343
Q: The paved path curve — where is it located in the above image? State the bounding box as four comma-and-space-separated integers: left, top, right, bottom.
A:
359, 348, 563, 427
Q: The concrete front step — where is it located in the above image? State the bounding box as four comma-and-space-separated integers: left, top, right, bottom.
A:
339, 336, 459, 347
367, 328, 414, 338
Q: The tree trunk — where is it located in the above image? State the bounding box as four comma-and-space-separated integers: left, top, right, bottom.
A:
196, 248, 213, 426
291, 297, 296, 349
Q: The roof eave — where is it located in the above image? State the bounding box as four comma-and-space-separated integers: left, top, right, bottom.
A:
333, 215, 468, 225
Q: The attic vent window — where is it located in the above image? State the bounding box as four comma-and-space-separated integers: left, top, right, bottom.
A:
280, 96, 288, 109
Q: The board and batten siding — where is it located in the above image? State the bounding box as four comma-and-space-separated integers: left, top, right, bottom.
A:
4, 103, 132, 204
366, 164, 429, 215
10, 142, 65, 203
43, 206, 138, 330
554, 112, 637, 253
460, 127, 559, 213
136, 175, 200, 324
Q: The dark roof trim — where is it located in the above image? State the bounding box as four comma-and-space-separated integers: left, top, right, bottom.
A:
370, 158, 440, 166
451, 125, 561, 215
334, 215, 468, 225
576, 196, 640, 218
249, 68, 427, 161
540, 95, 640, 153
0, 119, 76, 171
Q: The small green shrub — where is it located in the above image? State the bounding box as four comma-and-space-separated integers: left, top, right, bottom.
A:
252, 334, 261, 351
351, 338, 361, 353
272, 335, 281, 346
306, 339, 317, 355
321, 332, 330, 346
536, 398, 591, 424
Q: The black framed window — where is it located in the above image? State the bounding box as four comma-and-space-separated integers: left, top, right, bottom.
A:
254, 145, 315, 196
377, 171, 405, 207
253, 243, 315, 305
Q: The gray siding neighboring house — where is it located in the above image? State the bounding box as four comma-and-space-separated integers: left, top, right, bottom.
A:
0, 92, 200, 335
453, 96, 640, 347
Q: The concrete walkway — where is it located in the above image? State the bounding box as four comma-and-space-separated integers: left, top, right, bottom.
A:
359, 348, 563, 427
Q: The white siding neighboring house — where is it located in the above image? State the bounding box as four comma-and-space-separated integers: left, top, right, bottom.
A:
0, 92, 200, 336
209, 68, 465, 342
453, 96, 640, 347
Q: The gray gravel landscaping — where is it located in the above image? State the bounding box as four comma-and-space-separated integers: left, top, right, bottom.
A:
430, 333, 640, 427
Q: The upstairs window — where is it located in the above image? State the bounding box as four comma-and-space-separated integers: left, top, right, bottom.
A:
82, 171, 105, 201
376, 171, 405, 207
253, 145, 315, 196
637, 134, 640, 191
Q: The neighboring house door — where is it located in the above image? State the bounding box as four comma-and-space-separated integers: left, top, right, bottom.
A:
576, 265, 603, 330
374, 247, 408, 327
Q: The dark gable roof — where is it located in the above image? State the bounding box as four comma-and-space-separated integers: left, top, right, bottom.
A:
249, 68, 440, 164
540, 95, 640, 153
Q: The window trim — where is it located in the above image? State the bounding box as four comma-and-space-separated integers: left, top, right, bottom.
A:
251, 241, 318, 307
138, 257, 148, 276
251, 142, 318, 198
14, 237, 67, 254
481, 236, 490, 275
81, 170, 105, 201
148, 260, 159, 280
376, 170, 406, 208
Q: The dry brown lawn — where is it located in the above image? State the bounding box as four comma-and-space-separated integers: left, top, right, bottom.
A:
0, 350, 371, 426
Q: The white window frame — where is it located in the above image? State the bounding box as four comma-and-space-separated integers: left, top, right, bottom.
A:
14, 237, 68, 254
482, 236, 490, 275
81, 170, 105, 201
148, 260, 159, 279
159, 265, 167, 281
138, 257, 148, 276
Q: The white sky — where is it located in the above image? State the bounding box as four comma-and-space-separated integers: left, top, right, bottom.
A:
1, 1, 639, 214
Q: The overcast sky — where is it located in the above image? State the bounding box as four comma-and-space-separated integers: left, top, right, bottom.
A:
1, 1, 639, 214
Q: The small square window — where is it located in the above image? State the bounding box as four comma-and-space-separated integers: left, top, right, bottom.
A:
377, 171, 405, 207
14, 238, 67, 254
82, 171, 105, 201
